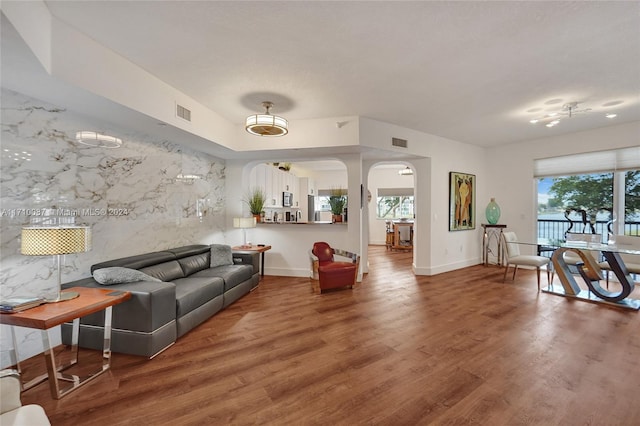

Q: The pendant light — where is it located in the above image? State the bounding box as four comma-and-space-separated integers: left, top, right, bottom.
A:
245, 101, 289, 137
399, 166, 413, 176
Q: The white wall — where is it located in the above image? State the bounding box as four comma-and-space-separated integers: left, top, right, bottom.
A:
225, 116, 490, 279
225, 114, 492, 279
359, 118, 487, 276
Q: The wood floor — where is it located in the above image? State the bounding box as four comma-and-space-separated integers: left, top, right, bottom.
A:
21, 246, 640, 425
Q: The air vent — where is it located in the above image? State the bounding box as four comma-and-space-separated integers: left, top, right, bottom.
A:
392, 137, 408, 148
176, 104, 192, 122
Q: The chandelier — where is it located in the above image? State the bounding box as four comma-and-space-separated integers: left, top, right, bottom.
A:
528, 102, 591, 128
245, 101, 289, 137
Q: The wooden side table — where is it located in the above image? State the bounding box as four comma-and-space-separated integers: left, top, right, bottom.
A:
0, 287, 130, 399
232, 245, 272, 277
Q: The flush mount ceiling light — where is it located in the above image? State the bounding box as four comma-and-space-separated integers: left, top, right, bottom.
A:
75, 131, 122, 148
528, 102, 592, 128
245, 101, 288, 137
398, 166, 414, 176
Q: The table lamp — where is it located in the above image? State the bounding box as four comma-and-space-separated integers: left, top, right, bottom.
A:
233, 217, 256, 249
21, 225, 92, 302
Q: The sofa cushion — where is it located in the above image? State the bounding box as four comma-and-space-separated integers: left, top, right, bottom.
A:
93, 267, 161, 285
63, 279, 177, 333
192, 264, 253, 292
91, 251, 176, 273
139, 260, 185, 282
210, 244, 233, 268
166, 245, 211, 258
172, 277, 224, 317
178, 253, 210, 276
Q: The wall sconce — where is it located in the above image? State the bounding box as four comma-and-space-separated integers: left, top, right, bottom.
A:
196, 199, 210, 222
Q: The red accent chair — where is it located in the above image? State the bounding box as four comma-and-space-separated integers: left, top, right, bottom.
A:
309, 242, 360, 294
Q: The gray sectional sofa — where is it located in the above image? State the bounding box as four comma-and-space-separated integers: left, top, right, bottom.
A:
61, 244, 259, 358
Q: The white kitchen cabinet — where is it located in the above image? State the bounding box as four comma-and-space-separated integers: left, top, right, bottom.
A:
299, 177, 316, 196
248, 164, 305, 210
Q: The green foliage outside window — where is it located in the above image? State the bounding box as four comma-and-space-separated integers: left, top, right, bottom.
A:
546, 170, 639, 219
377, 196, 414, 219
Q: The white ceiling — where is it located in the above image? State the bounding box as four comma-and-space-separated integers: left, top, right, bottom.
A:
6, 1, 640, 148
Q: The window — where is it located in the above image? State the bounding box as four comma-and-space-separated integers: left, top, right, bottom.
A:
624, 170, 640, 234
376, 188, 414, 219
316, 190, 347, 212
535, 147, 640, 242
537, 172, 614, 243
317, 195, 331, 212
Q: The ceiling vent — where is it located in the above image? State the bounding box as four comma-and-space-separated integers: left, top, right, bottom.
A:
176, 104, 192, 122
392, 137, 408, 148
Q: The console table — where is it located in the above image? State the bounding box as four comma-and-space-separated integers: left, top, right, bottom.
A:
0, 287, 130, 398
481, 224, 507, 266
545, 243, 640, 310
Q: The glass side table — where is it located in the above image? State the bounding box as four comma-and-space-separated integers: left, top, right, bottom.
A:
481, 224, 507, 266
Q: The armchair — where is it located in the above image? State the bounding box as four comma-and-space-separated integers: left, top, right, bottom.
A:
502, 231, 551, 291
0, 370, 50, 425
309, 242, 360, 294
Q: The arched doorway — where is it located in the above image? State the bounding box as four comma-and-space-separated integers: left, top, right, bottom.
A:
366, 162, 415, 272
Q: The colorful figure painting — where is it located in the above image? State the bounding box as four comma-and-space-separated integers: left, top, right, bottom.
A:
449, 172, 475, 231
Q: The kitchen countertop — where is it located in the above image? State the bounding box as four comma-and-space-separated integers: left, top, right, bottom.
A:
258, 221, 347, 225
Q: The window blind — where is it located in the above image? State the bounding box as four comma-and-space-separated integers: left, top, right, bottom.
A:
317, 189, 347, 196
377, 188, 414, 197
534, 147, 640, 177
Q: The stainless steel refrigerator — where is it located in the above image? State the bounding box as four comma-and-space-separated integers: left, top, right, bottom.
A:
307, 195, 315, 222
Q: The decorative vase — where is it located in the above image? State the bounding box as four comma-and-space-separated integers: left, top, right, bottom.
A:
253, 214, 261, 223
332, 214, 343, 223
485, 198, 501, 225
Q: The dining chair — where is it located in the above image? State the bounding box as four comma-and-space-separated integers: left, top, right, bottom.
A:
502, 231, 551, 291
563, 232, 602, 269
598, 234, 640, 287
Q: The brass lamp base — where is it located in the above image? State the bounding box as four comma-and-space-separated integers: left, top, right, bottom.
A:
46, 291, 79, 303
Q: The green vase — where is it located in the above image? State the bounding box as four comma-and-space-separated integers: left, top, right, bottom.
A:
485, 198, 501, 225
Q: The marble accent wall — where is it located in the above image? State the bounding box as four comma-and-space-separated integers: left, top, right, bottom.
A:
0, 88, 227, 365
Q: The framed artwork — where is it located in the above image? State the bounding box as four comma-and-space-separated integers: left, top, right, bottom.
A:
449, 171, 475, 231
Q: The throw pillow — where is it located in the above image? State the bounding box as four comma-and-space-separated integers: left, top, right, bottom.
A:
210, 244, 233, 268
93, 267, 161, 285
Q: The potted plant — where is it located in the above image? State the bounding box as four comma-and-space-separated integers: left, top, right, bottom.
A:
328, 187, 347, 223
244, 187, 266, 222
279, 162, 292, 172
